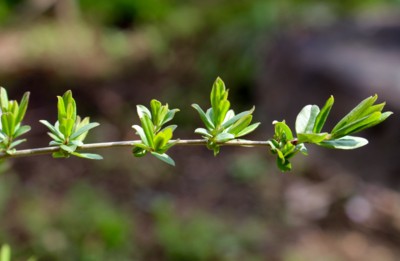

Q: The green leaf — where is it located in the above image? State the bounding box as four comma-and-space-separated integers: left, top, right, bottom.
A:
1, 244, 11, 261
297, 132, 329, 144
236, 122, 260, 137
274, 121, 294, 141
161, 124, 177, 133
70, 140, 84, 146
40, 120, 64, 140
71, 152, 103, 160
153, 131, 167, 151
192, 104, 214, 130
210, 77, 226, 118
313, 95, 334, 133
132, 125, 149, 146
318, 136, 368, 150
0, 88, 9, 111
1, 113, 11, 136
215, 132, 235, 142
60, 144, 77, 153
132, 146, 147, 157
151, 152, 175, 166
57, 96, 66, 122
49, 140, 62, 146
228, 115, 252, 135
360, 111, 393, 130
216, 100, 230, 126
332, 95, 377, 133
13, 125, 31, 138
150, 99, 162, 125
331, 111, 381, 138
297, 143, 308, 155
295, 105, 320, 134
70, 122, 99, 140
140, 115, 155, 148
161, 108, 180, 126
52, 151, 68, 158
136, 105, 152, 119
221, 107, 255, 128
15, 91, 30, 124
276, 156, 292, 172
194, 128, 212, 138
9, 139, 26, 149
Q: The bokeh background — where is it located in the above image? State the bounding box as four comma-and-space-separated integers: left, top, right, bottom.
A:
1, 0, 400, 260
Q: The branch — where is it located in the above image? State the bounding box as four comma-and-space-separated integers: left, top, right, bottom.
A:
0, 139, 272, 159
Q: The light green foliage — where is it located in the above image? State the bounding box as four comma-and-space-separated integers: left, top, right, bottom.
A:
0, 82, 393, 172
132, 99, 179, 166
268, 94, 392, 172
0, 87, 31, 154
192, 77, 260, 155
0, 244, 35, 261
0, 245, 10, 261
40, 90, 102, 160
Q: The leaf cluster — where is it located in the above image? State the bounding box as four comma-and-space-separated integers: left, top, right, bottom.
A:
40, 91, 102, 160
0, 87, 30, 154
192, 77, 260, 155
268, 94, 392, 171
132, 99, 179, 166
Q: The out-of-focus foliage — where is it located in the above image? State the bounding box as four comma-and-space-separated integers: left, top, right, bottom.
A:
0, 175, 137, 260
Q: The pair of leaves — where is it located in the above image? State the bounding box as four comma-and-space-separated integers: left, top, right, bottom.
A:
132, 99, 179, 166
0, 87, 31, 154
192, 77, 260, 155
41, 91, 102, 160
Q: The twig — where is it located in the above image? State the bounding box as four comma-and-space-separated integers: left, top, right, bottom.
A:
0, 139, 271, 159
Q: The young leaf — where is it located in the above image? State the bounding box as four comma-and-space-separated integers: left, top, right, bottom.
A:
332, 95, 377, 133
318, 136, 368, 150
137, 105, 152, 119
194, 128, 212, 138
14, 125, 31, 138
150, 99, 162, 125
297, 132, 328, 144
60, 144, 77, 153
192, 104, 215, 130
1, 113, 11, 136
228, 114, 253, 135
215, 132, 235, 142
40, 120, 65, 140
221, 107, 255, 128
9, 139, 26, 149
70, 122, 100, 140
153, 131, 167, 151
235, 122, 260, 137
295, 105, 320, 134
151, 151, 175, 166
0, 88, 9, 110
132, 125, 149, 146
313, 95, 334, 133
71, 152, 103, 160
161, 109, 180, 126
15, 91, 30, 124
140, 115, 155, 148
132, 146, 147, 157
331, 111, 381, 138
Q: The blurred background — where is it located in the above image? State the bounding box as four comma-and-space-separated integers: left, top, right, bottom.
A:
0, 0, 400, 260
